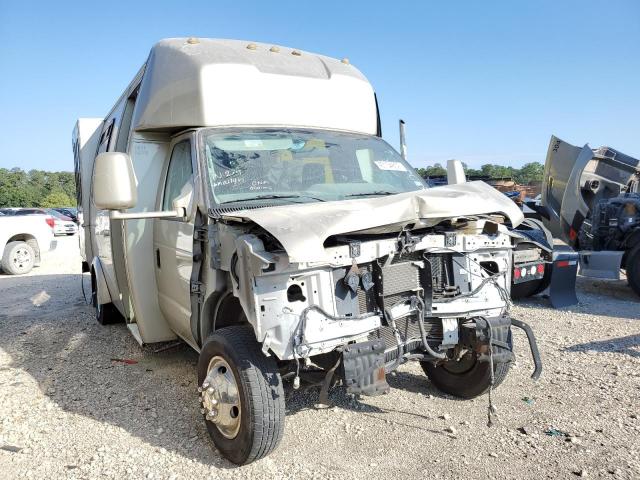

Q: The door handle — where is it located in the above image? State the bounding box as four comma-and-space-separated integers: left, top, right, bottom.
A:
156, 248, 161, 268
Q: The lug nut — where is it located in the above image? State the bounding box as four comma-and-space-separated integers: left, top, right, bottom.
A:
200, 408, 206, 415
207, 387, 214, 394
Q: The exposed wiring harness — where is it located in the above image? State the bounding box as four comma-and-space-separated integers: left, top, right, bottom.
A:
383, 306, 405, 373
412, 295, 447, 359
486, 319, 498, 427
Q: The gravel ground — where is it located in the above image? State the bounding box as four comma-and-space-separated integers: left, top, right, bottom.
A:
0, 236, 638, 479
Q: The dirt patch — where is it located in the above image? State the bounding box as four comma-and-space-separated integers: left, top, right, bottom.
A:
0, 236, 638, 479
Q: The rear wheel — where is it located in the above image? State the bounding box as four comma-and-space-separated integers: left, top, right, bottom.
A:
421, 353, 510, 399
197, 326, 285, 465
2, 241, 35, 275
626, 244, 640, 297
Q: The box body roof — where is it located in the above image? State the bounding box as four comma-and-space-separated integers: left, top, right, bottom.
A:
131, 38, 378, 135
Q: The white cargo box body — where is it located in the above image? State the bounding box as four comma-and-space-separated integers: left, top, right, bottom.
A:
132, 38, 378, 134
80, 38, 381, 346
72, 117, 103, 264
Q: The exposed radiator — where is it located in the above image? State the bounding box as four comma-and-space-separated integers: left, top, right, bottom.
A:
368, 316, 444, 361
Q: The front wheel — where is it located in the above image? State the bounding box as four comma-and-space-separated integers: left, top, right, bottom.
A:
421, 353, 510, 399
197, 326, 285, 465
2, 241, 35, 275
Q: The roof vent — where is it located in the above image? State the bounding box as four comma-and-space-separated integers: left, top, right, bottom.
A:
186, 37, 199, 45
269, 46, 280, 53
341, 58, 350, 64
246, 43, 257, 50
291, 50, 301, 56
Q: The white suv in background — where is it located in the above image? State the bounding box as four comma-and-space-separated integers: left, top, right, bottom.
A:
0, 213, 56, 274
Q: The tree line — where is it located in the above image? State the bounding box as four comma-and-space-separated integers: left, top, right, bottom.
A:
416, 162, 545, 185
0, 168, 76, 208
0, 162, 545, 208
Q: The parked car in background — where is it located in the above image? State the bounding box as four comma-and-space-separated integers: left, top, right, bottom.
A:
0, 208, 19, 215
7, 208, 77, 236
0, 213, 56, 274
13, 208, 48, 215
46, 209, 78, 235
53, 207, 78, 223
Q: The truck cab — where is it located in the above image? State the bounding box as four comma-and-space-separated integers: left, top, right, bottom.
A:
74, 38, 541, 464
540, 135, 640, 296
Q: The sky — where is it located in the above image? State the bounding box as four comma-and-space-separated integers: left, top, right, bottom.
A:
0, 0, 638, 172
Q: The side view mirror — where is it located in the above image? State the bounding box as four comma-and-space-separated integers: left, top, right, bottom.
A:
93, 152, 137, 210
172, 183, 193, 219
447, 159, 467, 185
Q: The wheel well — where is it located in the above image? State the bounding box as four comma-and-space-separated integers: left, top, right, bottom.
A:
212, 293, 247, 333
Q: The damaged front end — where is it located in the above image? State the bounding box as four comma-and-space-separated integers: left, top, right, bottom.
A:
213, 186, 542, 400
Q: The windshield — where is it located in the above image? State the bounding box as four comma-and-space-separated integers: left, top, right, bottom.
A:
200, 128, 427, 205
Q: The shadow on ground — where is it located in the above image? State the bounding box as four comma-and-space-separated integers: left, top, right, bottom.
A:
514, 276, 639, 321
564, 334, 640, 358
0, 271, 450, 468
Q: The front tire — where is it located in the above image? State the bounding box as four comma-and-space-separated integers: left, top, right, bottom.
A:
198, 326, 285, 465
421, 353, 510, 399
2, 241, 35, 275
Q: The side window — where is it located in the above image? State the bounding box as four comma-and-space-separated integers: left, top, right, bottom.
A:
163, 140, 194, 210
96, 119, 115, 155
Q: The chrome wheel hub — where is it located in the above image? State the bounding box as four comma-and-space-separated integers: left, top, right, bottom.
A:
199, 356, 241, 439
13, 248, 31, 271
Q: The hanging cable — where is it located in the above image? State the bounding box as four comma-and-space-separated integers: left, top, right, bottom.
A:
486, 320, 498, 427
80, 272, 91, 305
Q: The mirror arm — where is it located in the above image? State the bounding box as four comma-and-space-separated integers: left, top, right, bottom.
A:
109, 210, 185, 220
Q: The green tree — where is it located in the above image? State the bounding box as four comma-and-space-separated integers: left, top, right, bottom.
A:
40, 190, 74, 208
514, 162, 544, 184
425, 163, 447, 177
0, 168, 76, 207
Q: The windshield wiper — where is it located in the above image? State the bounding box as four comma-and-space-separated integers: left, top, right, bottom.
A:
345, 191, 399, 198
220, 194, 325, 204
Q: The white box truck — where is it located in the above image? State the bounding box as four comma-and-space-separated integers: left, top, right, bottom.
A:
74, 38, 541, 464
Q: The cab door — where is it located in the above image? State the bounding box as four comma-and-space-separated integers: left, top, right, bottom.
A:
154, 135, 197, 345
